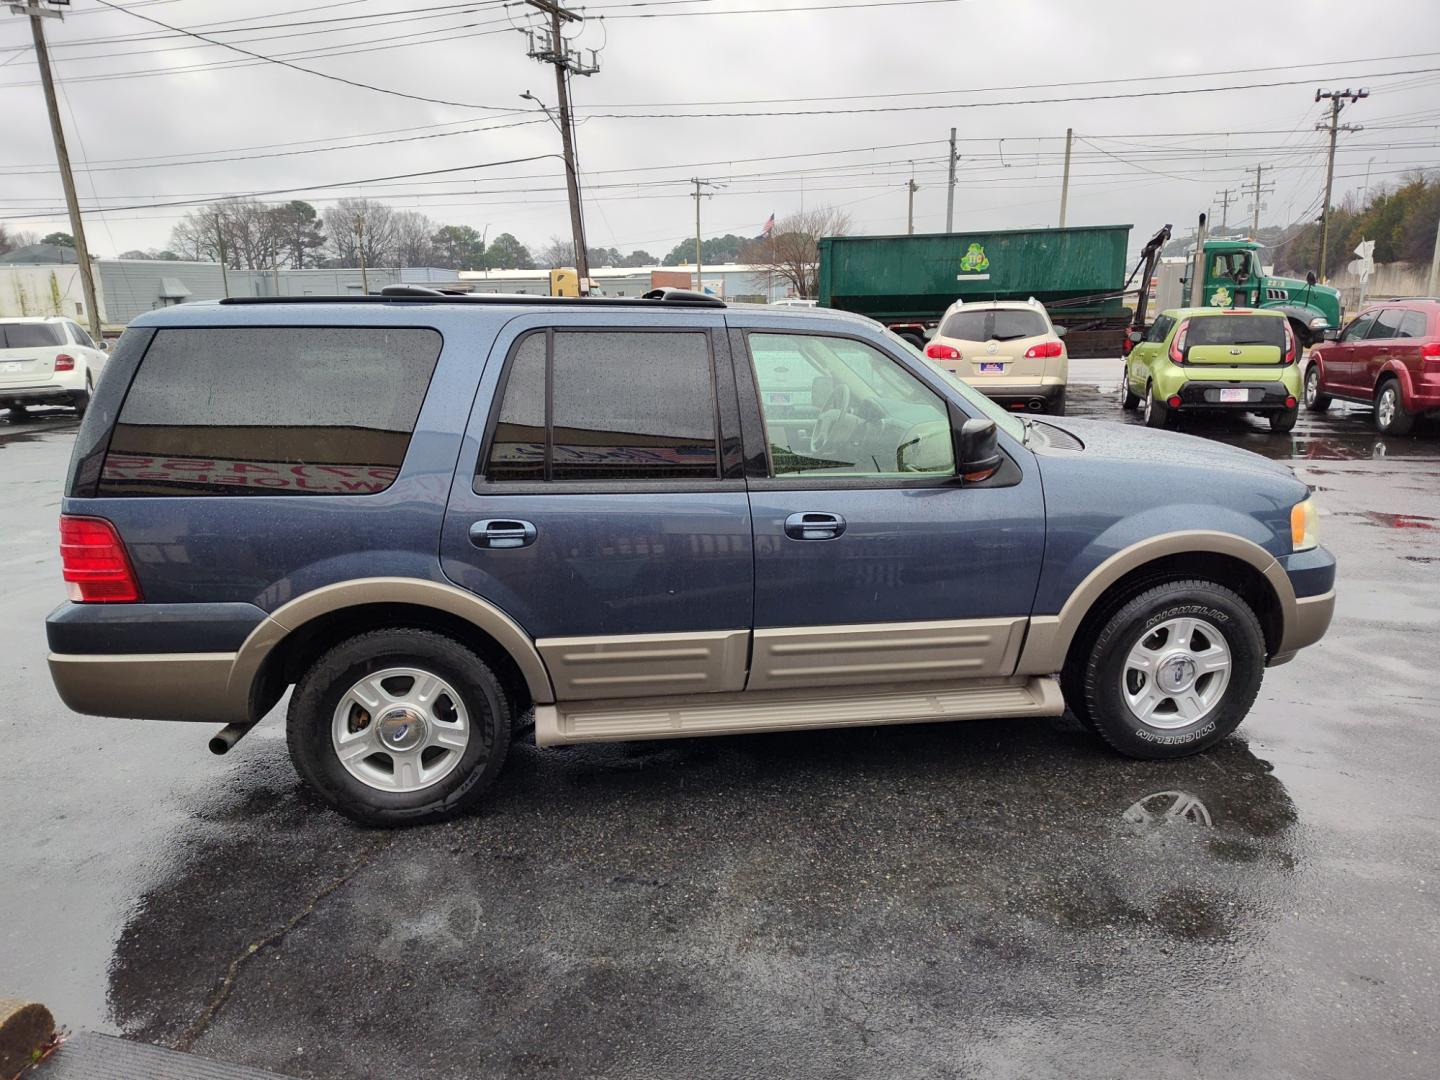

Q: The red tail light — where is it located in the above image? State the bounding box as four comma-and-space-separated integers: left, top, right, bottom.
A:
60, 516, 141, 603
1280, 322, 1298, 365
926, 343, 961, 360
1423, 341, 1440, 373
1122, 337, 1135, 355
1169, 320, 1190, 364
1024, 341, 1063, 359
54, 353, 75, 372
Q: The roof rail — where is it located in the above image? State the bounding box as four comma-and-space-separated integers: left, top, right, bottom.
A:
640, 287, 725, 306
219, 291, 727, 308
1383, 296, 1440, 303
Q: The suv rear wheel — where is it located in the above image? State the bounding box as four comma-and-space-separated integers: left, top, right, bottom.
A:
287, 628, 512, 826
1375, 379, 1413, 435
1072, 579, 1265, 759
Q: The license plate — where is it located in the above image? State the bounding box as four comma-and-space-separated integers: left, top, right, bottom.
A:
979, 362, 1004, 374
1, 361, 22, 373
1219, 388, 1250, 403
765, 392, 792, 405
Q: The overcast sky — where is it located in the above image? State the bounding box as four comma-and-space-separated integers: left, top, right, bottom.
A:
3, 0, 1438, 262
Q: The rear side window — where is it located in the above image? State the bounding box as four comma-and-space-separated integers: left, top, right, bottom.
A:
1185, 315, 1284, 348
1145, 315, 1174, 343
940, 308, 1048, 342
0, 322, 64, 348
482, 329, 719, 484
98, 327, 442, 496
1398, 310, 1428, 339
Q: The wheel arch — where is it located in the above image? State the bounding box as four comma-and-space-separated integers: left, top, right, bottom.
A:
1017, 531, 1295, 675
230, 577, 554, 722
1375, 360, 1413, 400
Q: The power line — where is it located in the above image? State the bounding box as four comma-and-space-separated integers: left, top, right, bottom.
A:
87, 0, 527, 111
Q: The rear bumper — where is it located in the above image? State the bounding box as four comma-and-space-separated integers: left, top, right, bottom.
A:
48, 651, 249, 722
0, 384, 83, 407
960, 380, 1067, 409
1174, 379, 1297, 411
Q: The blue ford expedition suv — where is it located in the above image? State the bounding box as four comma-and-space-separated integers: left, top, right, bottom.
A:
48, 289, 1335, 825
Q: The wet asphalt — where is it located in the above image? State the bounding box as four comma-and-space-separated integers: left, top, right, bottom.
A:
1, 362, 1438, 1079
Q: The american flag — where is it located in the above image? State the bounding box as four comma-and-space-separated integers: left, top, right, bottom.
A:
762, 213, 775, 237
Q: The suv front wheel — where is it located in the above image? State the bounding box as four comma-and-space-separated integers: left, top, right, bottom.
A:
287, 628, 512, 826
1072, 579, 1265, 759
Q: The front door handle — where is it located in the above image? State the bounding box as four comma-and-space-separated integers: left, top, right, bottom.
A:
469, 519, 537, 549
784, 511, 846, 541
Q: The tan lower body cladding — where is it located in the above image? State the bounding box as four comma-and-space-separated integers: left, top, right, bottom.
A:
533, 617, 1045, 746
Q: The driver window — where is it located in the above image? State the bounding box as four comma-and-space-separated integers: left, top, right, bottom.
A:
1340, 311, 1378, 342
747, 333, 955, 480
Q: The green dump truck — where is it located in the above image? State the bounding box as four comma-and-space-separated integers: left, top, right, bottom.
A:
817, 224, 1135, 358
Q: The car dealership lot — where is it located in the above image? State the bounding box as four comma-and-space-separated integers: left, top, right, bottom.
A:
2, 365, 1438, 1079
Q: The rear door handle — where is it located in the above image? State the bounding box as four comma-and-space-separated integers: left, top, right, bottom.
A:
469, 519, 537, 549
784, 511, 846, 541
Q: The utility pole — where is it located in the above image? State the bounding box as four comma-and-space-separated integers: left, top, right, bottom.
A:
525, 0, 598, 292
905, 163, 919, 235
1214, 188, 1235, 231
12, 0, 103, 340
1058, 127, 1073, 227
945, 127, 958, 232
355, 215, 369, 294
1246, 164, 1275, 234
1315, 87, 1368, 279
1427, 213, 1440, 296
213, 209, 230, 299
690, 179, 718, 294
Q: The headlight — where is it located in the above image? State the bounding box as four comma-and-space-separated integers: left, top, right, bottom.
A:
1309, 316, 1328, 329
1291, 497, 1318, 551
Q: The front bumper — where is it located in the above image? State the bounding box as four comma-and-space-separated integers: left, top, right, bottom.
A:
1269, 544, 1337, 665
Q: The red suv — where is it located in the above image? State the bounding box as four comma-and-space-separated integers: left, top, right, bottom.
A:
1304, 298, 1440, 434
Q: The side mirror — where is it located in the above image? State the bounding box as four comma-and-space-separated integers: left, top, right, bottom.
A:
1126, 328, 1145, 344
1306, 271, 1317, 286
1053, 325, 1068, 338
98, 340, 110, 352
956, 417, 1002, 483
1323, 327, 1341, 342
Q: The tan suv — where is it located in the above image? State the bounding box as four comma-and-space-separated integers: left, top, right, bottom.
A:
924, 299, 1068, 415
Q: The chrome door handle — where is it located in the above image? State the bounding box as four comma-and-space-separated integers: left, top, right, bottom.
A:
784, 511, 846, 541
469, 519, 537, 549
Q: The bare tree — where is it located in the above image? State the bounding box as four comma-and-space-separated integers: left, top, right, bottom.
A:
539, 235, 575, 269
392, 211, 436, 268
739, 206, 852, 298
324, 198, 398, 268
0, 223, 39, 256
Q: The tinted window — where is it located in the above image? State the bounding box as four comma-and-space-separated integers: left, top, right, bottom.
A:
482, 330, 719, 483
1185, 315, 1285, 348
67, 321, 95, 349
0, 322, 64, 349
940, 308, 1048, 342
1367, 308, 1406, 340
1340, 312, 1378, 342
98, 327, 442, 497
1399, 310, 1429, 339
749, 333, 954, 479
485, 333, 546, 482
1145, 315, 1174, 343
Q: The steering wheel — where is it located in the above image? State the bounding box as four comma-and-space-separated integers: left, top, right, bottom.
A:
810, 383, 852, 456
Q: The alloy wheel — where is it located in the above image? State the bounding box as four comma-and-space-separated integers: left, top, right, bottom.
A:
1120, 616, 1232, 729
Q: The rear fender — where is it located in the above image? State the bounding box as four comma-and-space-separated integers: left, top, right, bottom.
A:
1376, 358, 1415, 402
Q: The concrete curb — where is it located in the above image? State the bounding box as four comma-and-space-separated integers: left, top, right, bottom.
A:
0, 998, 55, 1079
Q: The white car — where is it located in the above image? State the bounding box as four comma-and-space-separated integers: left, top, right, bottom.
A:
0, 317, 109, 420
923, 298, 1068, 415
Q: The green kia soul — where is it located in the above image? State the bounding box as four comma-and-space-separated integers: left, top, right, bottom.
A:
1123, 308, 1303, 432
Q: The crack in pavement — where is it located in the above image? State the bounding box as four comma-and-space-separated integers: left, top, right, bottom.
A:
172, 837, 393, 1053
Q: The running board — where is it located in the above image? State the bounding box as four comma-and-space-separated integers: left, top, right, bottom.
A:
534, 676, 1064, 747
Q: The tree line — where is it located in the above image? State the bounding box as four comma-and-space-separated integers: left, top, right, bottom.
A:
2, 201, 852, 296
1275, 171, 1440, 276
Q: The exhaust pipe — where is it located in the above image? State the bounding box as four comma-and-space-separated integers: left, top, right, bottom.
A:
209, 721, 258, 756
1028, 398, 1046, 412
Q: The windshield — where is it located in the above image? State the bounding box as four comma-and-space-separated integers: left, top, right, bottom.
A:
0, 322, 64, 349
940, 308, 1048, 342
882, 329, 1027, 443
